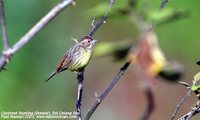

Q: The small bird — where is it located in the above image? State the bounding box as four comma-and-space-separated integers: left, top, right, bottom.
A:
46, 35, 97, 81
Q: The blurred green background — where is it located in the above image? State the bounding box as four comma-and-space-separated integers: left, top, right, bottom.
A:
0, 0, 200, 120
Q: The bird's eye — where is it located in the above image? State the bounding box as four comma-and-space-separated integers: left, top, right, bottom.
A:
88, 40, 91, 43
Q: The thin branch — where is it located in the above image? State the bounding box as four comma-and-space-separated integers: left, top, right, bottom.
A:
171, 90, 192, 120
177, 81, 190, 88
108, 0, 115, 8
0, 0, 75, 70
141, 85, 155, 120
178, 105, 200, 120
88, 15, 109, 37
186, 104, 200, 120
85, 61, 130, 120
76, 71, 84, 120
88, 0, 115, 37
0, 0, 9, 51
160, 0, 168, 10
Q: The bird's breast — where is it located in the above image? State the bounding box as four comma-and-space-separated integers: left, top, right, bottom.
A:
70, 49, 92, 71
79, 50, 92, 66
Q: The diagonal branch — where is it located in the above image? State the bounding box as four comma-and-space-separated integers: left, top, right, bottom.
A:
178, 105, 200, 120
171, 90, 192, 120
0, 0, 9, 51
0, 0, 75, 70
76, 71, 84, 120
88, 0, 115, 37
160, 0, 168, 10
85, 62, 130, 120
88, 15, 109, 37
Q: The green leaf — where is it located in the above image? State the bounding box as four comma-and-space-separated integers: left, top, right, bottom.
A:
194, 72, 200, 82
191, 85, 200, 91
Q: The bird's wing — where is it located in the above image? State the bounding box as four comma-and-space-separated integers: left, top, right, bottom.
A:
46, 52, 72, 81
55, 52, 72, 73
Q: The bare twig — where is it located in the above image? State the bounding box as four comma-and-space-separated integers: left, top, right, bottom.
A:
178, 105, 200, 120
171, 90, 192, 120
76, 71, 84, 120
141, 85, 155, 120
88, 0, 115, 37
88, 15, 108, 37
108, 0, 115, 8
160, 0, 168, 10
0, 0, 75, 70
85, 62, 130, 120
177, 81, 190, 88
0, 0, 9, 51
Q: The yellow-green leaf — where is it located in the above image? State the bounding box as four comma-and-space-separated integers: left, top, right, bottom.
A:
194, 72, 200, 82
191, 85, 200, 91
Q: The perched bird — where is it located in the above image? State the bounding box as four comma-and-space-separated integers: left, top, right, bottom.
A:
46, 35, 97, 81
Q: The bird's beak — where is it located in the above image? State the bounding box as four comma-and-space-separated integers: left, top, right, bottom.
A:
93, 39, 97, 43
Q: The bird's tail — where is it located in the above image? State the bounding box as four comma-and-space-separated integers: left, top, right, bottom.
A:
46, 71, 57, 82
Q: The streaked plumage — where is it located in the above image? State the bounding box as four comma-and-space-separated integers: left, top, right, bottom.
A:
46, 35, 97, 81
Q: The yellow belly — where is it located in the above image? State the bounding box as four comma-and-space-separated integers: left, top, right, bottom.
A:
69, 50, 92, 71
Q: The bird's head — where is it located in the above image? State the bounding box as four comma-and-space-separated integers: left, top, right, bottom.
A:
80, 35, 97, 49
